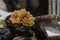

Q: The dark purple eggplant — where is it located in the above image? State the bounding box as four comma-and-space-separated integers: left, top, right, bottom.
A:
5, 15, 48, 40
5, 15, 33, 37
0, 28, 13, 40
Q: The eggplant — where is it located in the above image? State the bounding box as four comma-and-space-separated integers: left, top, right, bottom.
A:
5, 15, 48, 40
0, 20, 13, 40
0, 28, 13, 40
5, 15, 33, 37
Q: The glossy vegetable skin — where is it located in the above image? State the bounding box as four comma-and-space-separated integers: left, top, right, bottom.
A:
5, 15, 47, 40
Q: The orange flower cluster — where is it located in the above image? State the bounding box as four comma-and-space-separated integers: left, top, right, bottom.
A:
10, 9, 35, 27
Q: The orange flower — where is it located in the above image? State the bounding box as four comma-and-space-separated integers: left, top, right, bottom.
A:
10, 8, 35, 27
23, 17, 35, 26
19, 9, 35, 26
10, 11, 20, 23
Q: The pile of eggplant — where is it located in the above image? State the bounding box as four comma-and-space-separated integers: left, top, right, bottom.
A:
0, 15, 47, 40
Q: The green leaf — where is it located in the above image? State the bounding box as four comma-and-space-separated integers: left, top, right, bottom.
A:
0, 20, 7, 28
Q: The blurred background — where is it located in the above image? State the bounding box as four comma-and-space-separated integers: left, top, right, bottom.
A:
1, 0, 60, 40
0, 0, 48, 16
49, 0, 60, 16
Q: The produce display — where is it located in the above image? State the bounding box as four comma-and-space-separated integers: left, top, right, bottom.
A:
0, 8, 47, 40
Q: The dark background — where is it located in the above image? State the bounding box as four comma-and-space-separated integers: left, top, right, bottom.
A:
4, 0, 48, 16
